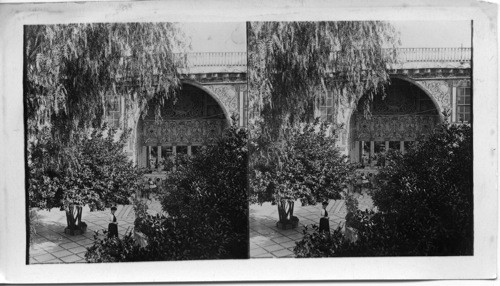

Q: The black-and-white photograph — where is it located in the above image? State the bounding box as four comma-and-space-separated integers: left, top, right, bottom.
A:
25, 22, 249, 263
248, 21, 473, 258
0, 0, 497, 283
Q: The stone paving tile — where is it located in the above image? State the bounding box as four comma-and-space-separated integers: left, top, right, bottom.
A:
33, 253, 56, 263
253, 253, 274, 258
271, 236, 292, 244
254, 239, 276, 248
51, 249, 73, 258
67, 235, 88, 242
285, 233, 304, 241
29, 247, 48, 256
68, 246, 88, 254
44, 246, 66, 253
60, 242, 80, 250
77, 253, 87, 259
250, 243, 261, 250
44, 259, 63, 264
78, 238, 95, 246
262, 244, 284, 252
60, 254, 82, 263
280, 241, 297, 249
250, 247, 269, 256
272, 248, 294, 258
38, 241, 60, 250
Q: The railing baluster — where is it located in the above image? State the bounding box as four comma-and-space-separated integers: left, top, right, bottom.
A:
173, 48, 470, 69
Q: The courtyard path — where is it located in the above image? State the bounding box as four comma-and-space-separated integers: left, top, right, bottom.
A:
30, 192, 374, 263
29, 198, 163, 264
249, 192, 374, 258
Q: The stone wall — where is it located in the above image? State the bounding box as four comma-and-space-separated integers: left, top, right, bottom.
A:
205, 83, 246, 123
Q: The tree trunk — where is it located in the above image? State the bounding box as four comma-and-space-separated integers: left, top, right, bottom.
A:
277, 200, 294, 222
65, 204, 83, 229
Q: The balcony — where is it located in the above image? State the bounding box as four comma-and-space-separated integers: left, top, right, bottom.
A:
175, 48, 471, 73
394, 47, 471, 63
175, 52, 247, 74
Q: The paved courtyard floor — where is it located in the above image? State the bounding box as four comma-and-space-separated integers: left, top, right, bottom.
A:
29, 198, 163, 264
30, 191, 374, 263
249, 191, 374, 258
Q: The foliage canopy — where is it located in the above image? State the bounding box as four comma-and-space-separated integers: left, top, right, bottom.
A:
250, 121, 354, 221
86, 125, 249, 261
25, 23, 186, 143
294, 122, 473, 257
28, 126, 144, 211
248, 21, 399, 140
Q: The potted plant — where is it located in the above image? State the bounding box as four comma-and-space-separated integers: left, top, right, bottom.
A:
28, 127, 145, 236
251, 121, 354, 230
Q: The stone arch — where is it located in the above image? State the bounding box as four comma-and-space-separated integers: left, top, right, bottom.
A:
181, 80, 233, 125
347, 77, 442, 163
134, 82, 230, 169
393, 76, 446, 122
345, 76, 444, 129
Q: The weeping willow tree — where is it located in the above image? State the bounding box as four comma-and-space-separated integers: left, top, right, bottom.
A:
25, 23, 188, 232
25, 23, 187, 142
248, 21, 400, 226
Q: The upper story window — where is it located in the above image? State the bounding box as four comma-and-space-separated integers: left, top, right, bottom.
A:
319, 91, 334, 122
106, 95, 121, 128
456, 87, 471, 123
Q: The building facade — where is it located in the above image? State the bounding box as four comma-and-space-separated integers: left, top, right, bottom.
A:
317, 47, 472, 162
106, 48, 472, 169
105, 52, 247, 176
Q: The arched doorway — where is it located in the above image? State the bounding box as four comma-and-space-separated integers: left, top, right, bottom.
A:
136, 83, 229, 171
349, 78, 440, 163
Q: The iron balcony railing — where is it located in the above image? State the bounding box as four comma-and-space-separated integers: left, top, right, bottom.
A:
393, 47, 471, 63
173, 48, 471, 69
175, 52, 247, 68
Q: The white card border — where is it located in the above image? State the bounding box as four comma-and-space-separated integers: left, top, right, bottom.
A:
0, 0, 497, 283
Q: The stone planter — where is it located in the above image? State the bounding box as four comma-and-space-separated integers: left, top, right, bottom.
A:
276, 216, 299, 230
64, 222, 87, 236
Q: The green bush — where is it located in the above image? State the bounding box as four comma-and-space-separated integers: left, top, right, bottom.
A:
294, 122, 473, 257
370, 122, 473, 255
161, 124, 249, 259
250, 120, 354, 223
28, 126, 144, 211
85, 125, 249, 261
294, 225, 353, 258
85, 231, 144, 263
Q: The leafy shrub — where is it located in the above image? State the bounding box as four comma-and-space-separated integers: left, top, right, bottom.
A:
370, 122, 473, 255
86, 209, 241, 262
250, 120, 354, 222
294, 225, 353, 258
28, 126, 145, 211
86, 124, 249, 261
160, 124, 249, 259
294, 122, 473, 257
85, 231, 145, 263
